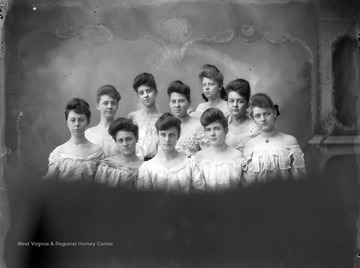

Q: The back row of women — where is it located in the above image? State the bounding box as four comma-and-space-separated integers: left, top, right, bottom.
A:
44, 64, 306, 192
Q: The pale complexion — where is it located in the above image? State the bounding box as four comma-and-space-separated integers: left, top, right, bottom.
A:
227, 91, 258, 136
196, 121, 243, 161
196, 77, 228, 113
169, 92, 203, 135
89, 95, 119, 136
245, 106, 298, 147
150, 127, 187, 169
59, 111, 101, 157
128, 85, 161, 122
102, 130, 143, 169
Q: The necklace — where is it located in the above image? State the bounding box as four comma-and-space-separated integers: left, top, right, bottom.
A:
261, 131, 277, 143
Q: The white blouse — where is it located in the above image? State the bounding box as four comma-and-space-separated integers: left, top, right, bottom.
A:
136, 120, 158, 159
44, 147, 103, 183
190, 156, 246, 192
94, 162, 138, 189
137, 157, 193, 193
243, 145, 306, 183
85, 128, 120, 158
176, 131, 207, 156
85, 128, 144, 159
225, 126, 260, 152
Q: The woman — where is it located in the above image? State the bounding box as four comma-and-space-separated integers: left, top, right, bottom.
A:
243, 93, 306, 183
167, 80, 206, 156
192, 108, 247, 192
225, 78, 260, 151
128, 73, 162, 160
44, 98, 103, 182
94, 118, 143, 189
188, 64, 229, 119
85, 84, 122, 157
137, 113, 193, 193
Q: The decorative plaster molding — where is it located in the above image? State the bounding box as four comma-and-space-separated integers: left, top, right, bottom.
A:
318, 20, 358, 135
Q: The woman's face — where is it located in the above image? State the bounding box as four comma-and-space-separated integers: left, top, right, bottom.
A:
137, 85, 157, 107
227, 91, 248, 118
97, 95, 118, 119
158, 127, 179, 153
204, 121, 227, 147
252, 106, 276, 133
169, 92, 190, 118
66, 110, 88, 136
115, 130, 137, 156
202, 77, 220, 101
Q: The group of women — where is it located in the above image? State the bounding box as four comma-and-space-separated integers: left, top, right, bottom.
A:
44, 64, 306, 192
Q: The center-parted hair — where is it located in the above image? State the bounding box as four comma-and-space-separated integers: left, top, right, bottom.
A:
108, 118, 139, 141
198, 64, 226, 101
225, 78, 251, 103
249, 93, 280, 117
132, 72, 157, 93
200, 107, 228, 132
155, 113, 181, 137
167, 80, 191, 102
65, 98, 91, 122
96, 85, 121, 103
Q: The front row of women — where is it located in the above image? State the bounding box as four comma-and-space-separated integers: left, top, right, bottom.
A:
45, 93, 306, 192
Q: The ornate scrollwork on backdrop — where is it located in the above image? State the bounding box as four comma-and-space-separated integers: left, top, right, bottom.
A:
81, 25, 113, 46
238, 22, 261, 42
160, 15, 192, 45
209, 22, 234, 43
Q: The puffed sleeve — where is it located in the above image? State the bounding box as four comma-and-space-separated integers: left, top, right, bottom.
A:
189, 156, 207, 193
136, 161, 153, 191
242, 148, 258, 185
44, 150, 61, 180
289, 145, 306, 180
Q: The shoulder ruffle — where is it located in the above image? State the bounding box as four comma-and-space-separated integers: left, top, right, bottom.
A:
190, 155, 245, 191
243, 145, 305, 172
95, 162, 138, 189
44, 148, 103, 182
137, 158, 192, 192
85, 129, 120, 158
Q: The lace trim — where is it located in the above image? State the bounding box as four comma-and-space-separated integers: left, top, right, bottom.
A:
243, 145, 305, 172
45, 148, 103, 181
191, 155, 245, 167
50, 148, 104, 161
95, 163, 138, 188
85, 129, 120, 157
141, 157, 192, 174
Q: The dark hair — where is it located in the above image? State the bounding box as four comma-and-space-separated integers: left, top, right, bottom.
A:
167, 80, 191, 102
200, 108, 228, 132
225, 78, 251, 102
65, 98, 91, 122
198, 64, 226, 101
108, 117, 139, 141
96, 84, 121, 103
249, 93, 280, 117
155, 113, 181, 136
132, 72, 157, 93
